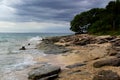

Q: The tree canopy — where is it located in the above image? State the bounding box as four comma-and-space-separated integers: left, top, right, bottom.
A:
70, 0, 120, 35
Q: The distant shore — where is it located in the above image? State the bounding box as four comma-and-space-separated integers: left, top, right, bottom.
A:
35, 34, 120, 80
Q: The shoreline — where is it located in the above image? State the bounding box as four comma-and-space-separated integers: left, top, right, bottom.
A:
10, 34, 120, 80
35, 34, 120, 80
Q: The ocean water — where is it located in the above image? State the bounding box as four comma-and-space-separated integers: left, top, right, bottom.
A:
0, 33, 71, 80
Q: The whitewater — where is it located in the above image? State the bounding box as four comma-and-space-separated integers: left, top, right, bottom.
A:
0, 33, 69, 80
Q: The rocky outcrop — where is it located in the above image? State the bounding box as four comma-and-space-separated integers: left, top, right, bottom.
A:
34, 34, 120, 80
93, 58, 120, 68
93, 70, 120, 80
58, 35, 117, 46
37, 37, 70, 54
28, 64, 61, 80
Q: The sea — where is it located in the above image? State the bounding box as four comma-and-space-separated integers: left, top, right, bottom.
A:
0, 33, 71, 80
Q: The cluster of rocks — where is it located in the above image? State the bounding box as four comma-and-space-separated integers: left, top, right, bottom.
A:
37, 36, 70, 54
34, 34, 120, 80
58, 34, 118, 46
92, 36, 120, 80
93, 36, 120, 68
59, 34, 120, 80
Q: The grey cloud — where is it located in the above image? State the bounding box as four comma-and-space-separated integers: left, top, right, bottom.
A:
11, 0, 113, 22
0, 0, 115, 33
1, 0, 114, 22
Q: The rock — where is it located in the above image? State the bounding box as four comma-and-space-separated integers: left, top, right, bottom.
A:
115, 53, 120, 58
28, 64, 61, 80
96, 39, 108, 44
95, 36, 116, 44
37, 40, 69, 54
68, 70, 81, 74
66, 63, 86, 69
109, 49, 118, 56
93, 58, 120, 68
59, 37, 72, 43
28, 43, 30, 45
73, 38, 90, 46
113, 47, 120, 51
110, 38, 120, 43
113, 41, 120, 46
19, 46, 26, 50
105, 36, 116, 41
93, 70, 120, 80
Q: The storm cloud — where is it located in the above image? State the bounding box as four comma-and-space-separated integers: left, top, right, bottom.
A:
10, 0, 113, 22
0, 0, 114, 32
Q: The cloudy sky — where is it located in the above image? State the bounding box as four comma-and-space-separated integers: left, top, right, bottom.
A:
0, 0, 114, 33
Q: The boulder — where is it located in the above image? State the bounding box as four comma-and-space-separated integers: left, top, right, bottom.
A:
93, 58, 120, 68
28, 64, 61, 80
93, 70, 120, 80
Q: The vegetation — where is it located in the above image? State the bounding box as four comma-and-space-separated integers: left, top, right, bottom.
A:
70, 0, 120, 35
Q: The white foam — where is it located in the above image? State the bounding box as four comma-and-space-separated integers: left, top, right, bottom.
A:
29, 36, 42, 43
2, 54, 36, 73
22, 36, 43, 49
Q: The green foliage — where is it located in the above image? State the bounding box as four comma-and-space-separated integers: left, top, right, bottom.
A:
70, 0, 120, 35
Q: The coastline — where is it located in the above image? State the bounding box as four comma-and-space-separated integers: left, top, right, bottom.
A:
34, 34, 120, 80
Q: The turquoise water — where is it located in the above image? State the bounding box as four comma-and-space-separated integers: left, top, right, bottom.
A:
0, 33, 71, 80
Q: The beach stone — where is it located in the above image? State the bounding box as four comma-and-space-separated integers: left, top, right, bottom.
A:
19, 46, 26, 50
28, 64, 61, 80
93, 58, 120, 68
66, 63, 86, 69
93, 70, 120, 80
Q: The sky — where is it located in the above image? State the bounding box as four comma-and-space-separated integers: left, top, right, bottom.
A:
0, 0, 114, 33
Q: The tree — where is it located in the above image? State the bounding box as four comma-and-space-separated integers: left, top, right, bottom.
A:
70, 8, 105, 33
70, 0, 120, 35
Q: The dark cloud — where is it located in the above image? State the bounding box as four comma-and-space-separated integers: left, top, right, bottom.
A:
9, 0, 113, 22
0, 0, 115, 33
